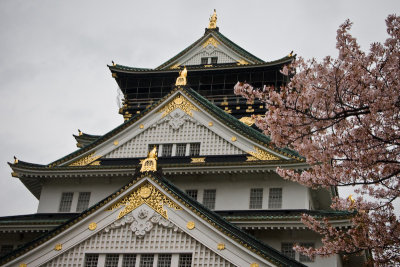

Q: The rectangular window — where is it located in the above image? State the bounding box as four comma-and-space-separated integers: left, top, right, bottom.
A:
299, 243, 315, 262
140, 254, 154, 267
186, 189, 198, 200
105, 254, 120, 267
281, 243, 295, 259
76, 192, 91, 212
203, 189, 216, 210
249, 188, 263, 209
162, 144, 173, 157
85, 254, 99, 267
0, 245, 13, 256
59, 192, 74, 212
122, 254, 136, 267
176, 143, 187, 156
268, 188, 282, 209
211, 57, 218, 64
157, 254, 172, 267
201, 57, 208, 64
189, 143, 200, 156
178, 254, 192, 267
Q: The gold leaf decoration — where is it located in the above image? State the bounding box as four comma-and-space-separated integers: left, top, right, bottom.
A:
187, 221, 195, 230
247, 146, 280, 161
191, 157, 205, 163
237, 59, 249, 65
88, 222, 97, 231
69, 152, 101, 166
159, 95, 199, 118
239, 116, 255, 126
54, 243, 62, 251
202, 37, 220, 48
107, 182, 181, 219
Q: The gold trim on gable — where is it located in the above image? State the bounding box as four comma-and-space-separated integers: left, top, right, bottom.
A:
159, 95, 199, 118
247, 146, 280, 161
69, 152, 101, 166
107, 181, 181, 219
202, 37, 220, 48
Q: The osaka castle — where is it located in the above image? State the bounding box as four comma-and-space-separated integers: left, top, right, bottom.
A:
1, 10, 365, 267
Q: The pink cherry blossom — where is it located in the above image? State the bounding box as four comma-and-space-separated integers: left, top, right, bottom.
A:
235, 15, 400, 265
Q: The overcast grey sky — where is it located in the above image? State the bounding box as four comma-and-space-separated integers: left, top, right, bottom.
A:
0, 0, 399, 216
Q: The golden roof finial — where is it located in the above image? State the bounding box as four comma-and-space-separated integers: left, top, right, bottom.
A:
208, 9, 217, 29
78, 129, 83, 136
175, 66, 187, 86
13, 156, 18, 164
140, 146, 158, 172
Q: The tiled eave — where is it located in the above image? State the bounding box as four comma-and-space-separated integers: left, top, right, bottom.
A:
108, 57, 293, 75
10, 160, 309, 178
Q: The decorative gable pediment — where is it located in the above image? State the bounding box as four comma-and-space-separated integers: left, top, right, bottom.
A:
3, 175, 299, 267
159, 31, 261, 70
54, 88, 295, 168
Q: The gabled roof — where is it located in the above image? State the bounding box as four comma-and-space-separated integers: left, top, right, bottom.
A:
0, 169, 306, 267
155, 28, 265, 70
10, 86, 303, 170
73, 132, 100, 148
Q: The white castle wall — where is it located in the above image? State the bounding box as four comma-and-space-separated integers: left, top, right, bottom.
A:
37, 173, 311, 213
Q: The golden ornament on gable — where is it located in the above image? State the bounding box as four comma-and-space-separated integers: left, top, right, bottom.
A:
246, 146, 280, 161
88, 222, 97, 231
107, 181, 181, 219
187, 221, 195, 230
54, 243, 62, 251
159, 95, 199, 118
69, 152, 101, 166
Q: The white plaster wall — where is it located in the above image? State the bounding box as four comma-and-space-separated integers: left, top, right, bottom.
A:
168, 172, 310, 210
255, 229, 343, 267
37, 177, 132, 213
37, 172, 312, 213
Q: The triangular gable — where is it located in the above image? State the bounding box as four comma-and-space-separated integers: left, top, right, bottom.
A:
156, 29, 265, 70
44, 86, 301, 168
1, 172, 305, 267
62, 88, 294, 166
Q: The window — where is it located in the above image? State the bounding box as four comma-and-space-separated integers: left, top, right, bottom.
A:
268, 188, 282, 209
201, 57, 208, 64
122, 254, 136, 267
249, 188, 263, 209
85, 254, 99, 267
140, 254, 154, 267
76, 192, 91, 212
186, 189, 198, 200
178, 254, 192, 267
162, 144, 173, 157
211, 57, 218, 64
203, 189, 216, 210
157, 254, 172, 267
281, 243, 295, 259
59, 192, 74, 212
0, 245, 13, 256
299, 243, 315, 262
105, 254, 120, 267
176, 143, 187, 156
189, 143, 200, 156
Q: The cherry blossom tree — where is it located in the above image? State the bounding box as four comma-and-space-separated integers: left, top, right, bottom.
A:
235, 15, 400, 265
